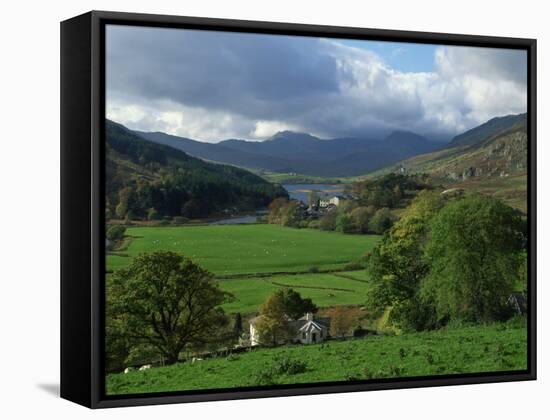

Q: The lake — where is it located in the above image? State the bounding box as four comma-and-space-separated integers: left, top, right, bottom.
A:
283, 183, 345, 203
209, 184, 345, 224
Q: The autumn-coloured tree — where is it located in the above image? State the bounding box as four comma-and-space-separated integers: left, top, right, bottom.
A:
254, 289, 317, 345
328, 306, 357, 337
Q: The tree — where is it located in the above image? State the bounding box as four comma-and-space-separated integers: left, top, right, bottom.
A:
350, 206, 375, 233
106, 225, 126, 242
233, 313, 243, 338
422, 194, 525, 323
116, 186, 140, 219
368, 207, 396, 234
147, 207, 160, 221
181, 199, 202, 218
366, 191, 444, 331
108, 251, 233, 364
254, 289, 317, 345
280, 201, 302, 227
279, 288, 318, 319
336, 212, 353, 233
308, 190, 320, 207
255, 292, 292, 346
268, 197, 289, 224
319, 210, 337, 231
328, 305, 355, 337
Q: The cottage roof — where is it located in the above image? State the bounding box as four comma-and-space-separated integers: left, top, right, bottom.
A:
292, 315, 330, 330
250, 314, 330, 329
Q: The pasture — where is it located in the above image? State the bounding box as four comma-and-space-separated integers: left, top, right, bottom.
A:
106, 320, 527, 395
107, 224, 381, 275
219, 271, 372, 314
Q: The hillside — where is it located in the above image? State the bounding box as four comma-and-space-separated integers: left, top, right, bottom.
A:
450, 113, 526, 147
375, 119, 528, 211
106, 120, 287, 220
107, 322, 526, 392
135, 128, 441, 177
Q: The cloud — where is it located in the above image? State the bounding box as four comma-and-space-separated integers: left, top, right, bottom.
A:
106, 25, 527, 142
251, 120, 302, 139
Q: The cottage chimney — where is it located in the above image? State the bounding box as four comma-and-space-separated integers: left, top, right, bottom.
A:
306, 312, 313, 321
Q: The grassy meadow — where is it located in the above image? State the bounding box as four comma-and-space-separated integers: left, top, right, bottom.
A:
107, 224, 381, 275
107, 320, 527, 394
220, 271, 371, 314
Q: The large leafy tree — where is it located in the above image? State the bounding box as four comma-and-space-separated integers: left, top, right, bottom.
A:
422, 194, 525, 322
255, 291, 292, 346
366, 190, 444, 330
254, 289, 318, 345
107, 251, 233, 365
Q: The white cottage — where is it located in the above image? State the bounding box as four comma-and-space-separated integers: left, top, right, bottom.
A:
249, 313, 330, 346
294, 313, 330, 344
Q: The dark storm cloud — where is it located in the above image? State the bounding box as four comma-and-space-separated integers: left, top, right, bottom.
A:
107, 26, 341, 122
106, 25, 527, 142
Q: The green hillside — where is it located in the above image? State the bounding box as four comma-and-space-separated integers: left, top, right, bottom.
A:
106, 320, 527, 394
106, 120, 288, 220
369, 121, 528, 211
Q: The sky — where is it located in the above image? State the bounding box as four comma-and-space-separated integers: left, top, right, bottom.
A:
106, 25, 527, 143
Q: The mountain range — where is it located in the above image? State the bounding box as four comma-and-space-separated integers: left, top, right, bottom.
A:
132, 113, 526, 178
133, 128, 442, 177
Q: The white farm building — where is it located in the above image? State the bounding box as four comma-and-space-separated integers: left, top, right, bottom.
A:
249, 313, 330, 346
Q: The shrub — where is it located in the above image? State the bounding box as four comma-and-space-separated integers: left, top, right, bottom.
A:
172, 216, 189, 225
147, 208, 160, 221
319, 211, 337, 231
308, 220, 320, 229
336, 213, 354, 233
106, 225, 126, 242
253, 369, 276, 386
297, 220, 310, 229
274, 356, 308, 375
343, 262, 364, 271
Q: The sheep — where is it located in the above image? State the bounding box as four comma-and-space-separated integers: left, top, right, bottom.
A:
191, 357, 203, 364
123, 367, 135, 374
138, 364, 152, 371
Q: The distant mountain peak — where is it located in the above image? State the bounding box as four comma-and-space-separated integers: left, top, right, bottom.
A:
267, 131, 320, 142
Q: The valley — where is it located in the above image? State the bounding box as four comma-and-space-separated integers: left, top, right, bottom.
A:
105, 113, 529, 394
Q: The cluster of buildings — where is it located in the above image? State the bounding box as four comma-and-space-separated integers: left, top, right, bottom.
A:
299, 194, 349, 218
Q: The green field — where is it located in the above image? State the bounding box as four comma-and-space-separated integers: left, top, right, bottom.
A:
106, 321, 527, 394
256, 170, 351, 185
219, 271, 372, 313
107, 224, 381, 275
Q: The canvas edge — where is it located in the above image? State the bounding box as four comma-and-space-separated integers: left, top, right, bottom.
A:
59, 10, 537, 409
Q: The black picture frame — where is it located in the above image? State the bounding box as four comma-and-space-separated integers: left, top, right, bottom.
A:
60, 10, 537, 409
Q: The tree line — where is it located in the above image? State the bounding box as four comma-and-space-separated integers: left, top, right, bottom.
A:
105, 120, 287, 221
267, 174, 427, 235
